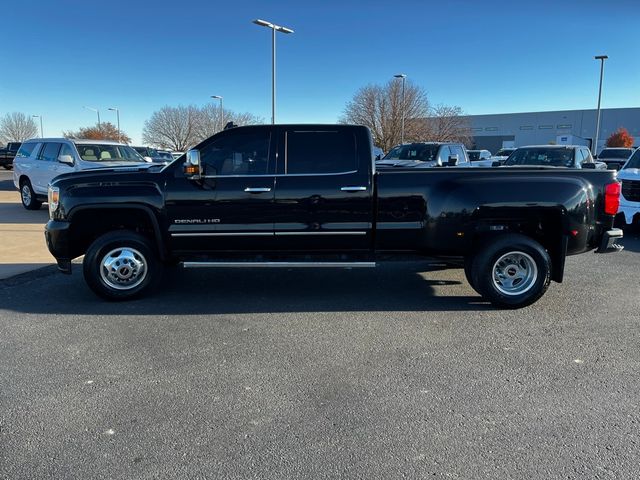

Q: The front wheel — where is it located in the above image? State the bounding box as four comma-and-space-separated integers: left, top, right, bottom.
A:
20, 179, 42, 210
83, 231, 160, 300
470, 234, 551, 309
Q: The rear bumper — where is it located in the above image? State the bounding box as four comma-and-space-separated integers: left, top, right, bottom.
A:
595, 228, 624, 253
44, 220, 73, 274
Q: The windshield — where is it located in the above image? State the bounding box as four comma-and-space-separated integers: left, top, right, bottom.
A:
599, 148, 633, 159
382, 144, 439, 162
468, 151, 481, 161
76, 144, 146, 162
504, 148, 574, 167
495, 149, 514, 157
623, 150, 640, 169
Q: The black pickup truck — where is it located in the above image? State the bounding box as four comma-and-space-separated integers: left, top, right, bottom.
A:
0, 142, 21, 169
45, 124, 623, 308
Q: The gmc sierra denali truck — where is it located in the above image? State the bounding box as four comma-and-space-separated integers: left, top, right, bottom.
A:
45, 124, 623, 308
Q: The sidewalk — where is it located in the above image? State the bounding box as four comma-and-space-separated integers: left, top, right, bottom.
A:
0, 175, 53, 280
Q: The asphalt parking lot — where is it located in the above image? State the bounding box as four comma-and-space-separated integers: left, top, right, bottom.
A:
1, 168, 639, 479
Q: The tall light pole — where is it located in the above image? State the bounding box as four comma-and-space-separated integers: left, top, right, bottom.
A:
252, 19, 294, 124
211, 95, 223, 131
593, 55, 608, 155
84, 106, 101, 129
108, 107, 120, 142
32, 115, 43, 138
394, 73, 407, 144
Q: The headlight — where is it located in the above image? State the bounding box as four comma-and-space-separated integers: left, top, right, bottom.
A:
48, 186, 60, 217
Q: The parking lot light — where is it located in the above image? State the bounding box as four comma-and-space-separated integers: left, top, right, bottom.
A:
84, 106, 101, 129
32, 115, 43, 138
211, 95, 223, 132
593, 55, 608, 155
394, 74, 407, 144
252, 18, 294, 124
108, 107, 120, 142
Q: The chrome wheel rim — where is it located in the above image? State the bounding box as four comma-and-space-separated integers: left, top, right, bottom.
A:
99, 247, 147, 290
492, 251, 538, 296
21, 184, 31, 206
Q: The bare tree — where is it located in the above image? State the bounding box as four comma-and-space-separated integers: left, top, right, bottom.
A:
340, 79, 430, 152
419, 105, 473, 146
0, 112, 39, 143
142, 105, 201, 151
194, 104, 263, 143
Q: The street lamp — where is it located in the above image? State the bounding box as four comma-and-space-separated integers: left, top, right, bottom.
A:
211, 95, 223, 131
32, 115, 43, 138
84, 106, 101, 129
252, 18, 294, 124
593, 55, 608, 155
394, 73, 407, 144
108, 107, 120, 142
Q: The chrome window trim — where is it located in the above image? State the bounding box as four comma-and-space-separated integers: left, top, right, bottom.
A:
199, 170, 358, 179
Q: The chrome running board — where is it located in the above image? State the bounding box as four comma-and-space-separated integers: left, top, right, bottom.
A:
182, 261, 376, 269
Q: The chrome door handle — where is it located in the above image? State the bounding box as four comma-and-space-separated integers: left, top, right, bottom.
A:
340, 186, 367, 192
244, 187, 272, 193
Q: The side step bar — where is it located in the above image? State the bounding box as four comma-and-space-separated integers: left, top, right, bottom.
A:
182, 261, 376, 269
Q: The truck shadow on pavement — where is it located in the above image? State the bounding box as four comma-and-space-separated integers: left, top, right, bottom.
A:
2, 262, 491, 315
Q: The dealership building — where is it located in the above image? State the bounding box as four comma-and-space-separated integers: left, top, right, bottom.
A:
466, 107, 640, 154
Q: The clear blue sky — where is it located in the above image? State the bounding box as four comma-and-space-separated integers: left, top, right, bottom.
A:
2, 0, 639, 144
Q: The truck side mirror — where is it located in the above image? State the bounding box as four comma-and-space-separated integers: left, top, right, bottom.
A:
185, 149, 202, 179
448, 155, 459, 166
582, 162, 596, 169
58, 154, 74, 165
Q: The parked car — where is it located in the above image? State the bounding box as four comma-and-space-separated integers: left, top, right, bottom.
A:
596, 147, 635, 170
13, 138, 149, 210
0, 142, 21, 170
617, 148, 640, 228
376, 142, 470, 168
501, 145, 605, 169
132, 146, 170, 164
490, 147, 516, 165
45, 124, 622, 308
467, 149, 492, 162
157, 150, 174, 162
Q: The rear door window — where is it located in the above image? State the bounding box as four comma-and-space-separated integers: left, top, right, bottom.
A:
285, 130, 357, 175
38, 143, 62, 162
16, 142, 39, 158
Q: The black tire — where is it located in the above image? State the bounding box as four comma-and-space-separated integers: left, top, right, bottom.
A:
20, 179, 42, 210
83, 231, 160, 301
463, 256, 477, 292
470, 234, 551, 309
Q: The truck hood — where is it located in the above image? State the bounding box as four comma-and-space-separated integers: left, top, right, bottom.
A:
51, 163, 160, 186
617, 168, 640, 180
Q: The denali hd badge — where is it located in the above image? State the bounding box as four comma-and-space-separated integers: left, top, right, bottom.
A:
174, 219, 221, 224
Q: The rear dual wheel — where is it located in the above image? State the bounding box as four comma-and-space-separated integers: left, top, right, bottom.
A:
466, 234, 551, 309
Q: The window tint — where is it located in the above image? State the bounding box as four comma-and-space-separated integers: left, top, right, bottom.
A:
286, 130, 356, 174
437, 146, 450, 164
59, 144, 74, 160
450, 145, 465, 163
16, 142, 38, 158
38, 143, 61, 162
623, 149, 640, 169
505, 148, 574, 167
200, 130, 271, 176
381, 144, 439, 162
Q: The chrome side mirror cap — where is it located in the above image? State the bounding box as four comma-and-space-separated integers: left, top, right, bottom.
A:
185, 149, 202, 178
448, 154, 459, 166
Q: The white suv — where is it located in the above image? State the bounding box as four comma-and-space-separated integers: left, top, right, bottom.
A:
13, 138, 148, 210
617, 148, 640, 227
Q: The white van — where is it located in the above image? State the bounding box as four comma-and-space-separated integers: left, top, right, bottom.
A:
13, 138, 149, 210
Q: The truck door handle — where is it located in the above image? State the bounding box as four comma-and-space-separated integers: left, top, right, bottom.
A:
244, 187, 272, 193
340, 186, 367, 192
